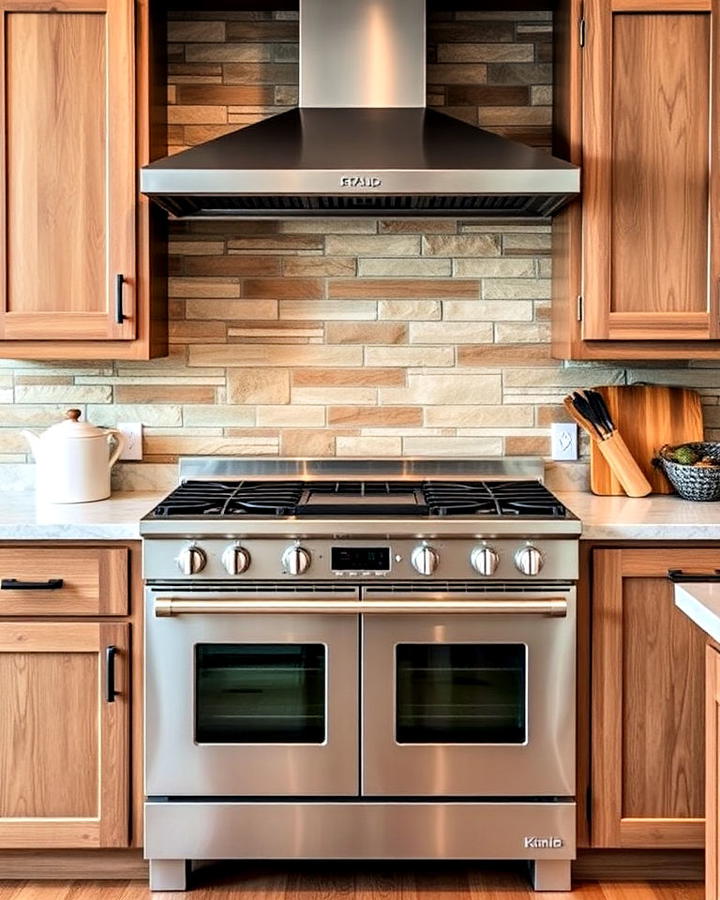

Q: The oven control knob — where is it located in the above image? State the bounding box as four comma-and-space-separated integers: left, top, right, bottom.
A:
222, 544, 251, 576
515, 545, 544, 577
471, 545, 500, 577
176, 544, 206, 576
411, 544, 439, 577
282, 545, 311, 576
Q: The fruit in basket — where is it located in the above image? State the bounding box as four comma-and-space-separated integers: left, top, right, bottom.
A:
695, 456, 720, 468
671, 444, 700, 465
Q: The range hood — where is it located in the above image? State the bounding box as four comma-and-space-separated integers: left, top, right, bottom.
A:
141, 0, 580, 219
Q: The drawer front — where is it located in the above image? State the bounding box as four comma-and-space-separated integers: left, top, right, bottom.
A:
0, 547, 128, 615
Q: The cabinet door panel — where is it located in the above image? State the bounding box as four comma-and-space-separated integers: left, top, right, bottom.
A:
592, 548, 708, 848
0, 0, 135, 341
0, 622, 129, 848
583, 0, 718, 341
706, 645, 720, 900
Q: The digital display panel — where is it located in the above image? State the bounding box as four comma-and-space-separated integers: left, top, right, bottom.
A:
331, 547, 391, 571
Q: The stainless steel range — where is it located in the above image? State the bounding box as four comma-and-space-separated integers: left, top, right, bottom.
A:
142, 458, 579, 892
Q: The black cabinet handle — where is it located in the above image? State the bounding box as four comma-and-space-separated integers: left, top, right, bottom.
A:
668, 569, 720, 583
105, 645, 119, 703
115, 274, 125, 324
0, 578, 64, 591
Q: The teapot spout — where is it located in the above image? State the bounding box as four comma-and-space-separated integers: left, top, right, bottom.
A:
21, 430, 40, 459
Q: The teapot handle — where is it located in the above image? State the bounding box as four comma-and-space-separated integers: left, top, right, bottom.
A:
105, 429, 127, 468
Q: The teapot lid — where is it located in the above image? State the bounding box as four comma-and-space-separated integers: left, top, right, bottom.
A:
44, 409, 108, 440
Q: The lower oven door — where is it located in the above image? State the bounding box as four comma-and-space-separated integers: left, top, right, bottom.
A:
145, 587, 360, 797
361, 586, 576, 798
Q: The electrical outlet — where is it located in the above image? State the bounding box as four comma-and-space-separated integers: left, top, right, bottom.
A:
551, 422, 578, 461
117, 422, 143, 461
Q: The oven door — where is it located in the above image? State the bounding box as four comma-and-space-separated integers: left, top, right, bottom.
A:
361, 586, 576, 798
145, 587, 359, 797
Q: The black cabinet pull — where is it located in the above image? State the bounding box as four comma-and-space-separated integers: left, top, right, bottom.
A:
0, 578, 64, 591
115, 274, 125, 324
105, 645, 119, 703
667, 568, 720, 583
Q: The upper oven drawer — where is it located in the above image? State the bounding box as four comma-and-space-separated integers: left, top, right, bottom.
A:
0, 547, 129, 616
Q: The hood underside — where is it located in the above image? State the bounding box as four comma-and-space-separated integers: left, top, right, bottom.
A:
142, 108, 580, 219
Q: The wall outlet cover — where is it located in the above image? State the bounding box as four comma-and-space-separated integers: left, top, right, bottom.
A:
117, 422, 143, 461
551, 422, 578, 461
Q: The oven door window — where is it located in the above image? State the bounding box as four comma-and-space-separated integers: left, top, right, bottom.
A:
395, 643, 527, 744
195, 643, 326, 744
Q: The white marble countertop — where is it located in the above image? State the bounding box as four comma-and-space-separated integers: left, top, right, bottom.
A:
0, 489, 719, 542
0, 492, 163, 541
675, 582, 720, 643
557, 491, 720, 541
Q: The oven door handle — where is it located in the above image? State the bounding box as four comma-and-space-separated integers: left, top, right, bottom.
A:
153, 596, 568, 618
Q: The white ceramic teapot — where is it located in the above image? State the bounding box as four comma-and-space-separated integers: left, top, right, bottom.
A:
22, 409, 127, 503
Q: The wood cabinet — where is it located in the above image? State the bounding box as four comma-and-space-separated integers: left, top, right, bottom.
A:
0, 621, 129, 848
591, 548, 708, 848
552, 0, 720, 358
706, 644, 720, 900
0, 0, 167, 359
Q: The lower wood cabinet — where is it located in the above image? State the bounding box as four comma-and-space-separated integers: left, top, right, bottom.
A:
591, 548, 709, 848
0, 621, 129, 848
707, 644, 720, 899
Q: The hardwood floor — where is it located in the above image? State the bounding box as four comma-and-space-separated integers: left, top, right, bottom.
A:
0, 863, 705, 899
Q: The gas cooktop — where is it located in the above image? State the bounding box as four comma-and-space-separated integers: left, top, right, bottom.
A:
148, 478, 570, 520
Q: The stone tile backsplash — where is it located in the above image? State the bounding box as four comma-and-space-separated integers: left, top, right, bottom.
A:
0, 9, 715, 492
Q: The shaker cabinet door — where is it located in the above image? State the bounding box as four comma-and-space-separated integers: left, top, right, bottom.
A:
0, 0, 135, 341
581, 0, 720, 342
591, 548, 708, 849
0, 622, 129, 848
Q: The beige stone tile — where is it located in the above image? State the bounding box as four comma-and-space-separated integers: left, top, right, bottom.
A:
15, 385, 111, 404
427, 63, 487, 84
336, 436, 402, 456
379, 220, 457, 234
478, 106, 551, 126
325, 235, 421, 257
257, 406, 325, 426
278, 300, 376, 320
186, 299, 278, 320
168, 105, 228, 124
144, 435, 279, 456
365, 347, 455, 367
402, 436, 503, 456
422, 234, 500, 256
328, 407, 422, 427
189, 344, 364, 367
169, 240, 225, 255
494, 322, 550, 343
409, 322, 493, 344
227, 369, 290, 404
425, 405, 533, 427
278, 219, 377, 234
115, 384, 217, 404
458, 343, 554, 366
183, 406, 256, 427
358, 258, 452, 277
228, 324, 323, 339
283, 257, 357, 277
0, 405, 85, 427
502, 233, 552, 252
329, 279, 478, 299
185, 43, 272, 62
88, 405, 182, 427
169, 321, 227, 344
503, 367, 623, 388
281, 429, 336, 457
242, 278, 325, 300
378, 300, 442, 320
380, 373, 502, 406
453, 258, 535, 278
292, 369, 405, 388
483, 279, 551, 300
443, 300, 534, 322
167, 20, 226, 42
292, 387, 377, 405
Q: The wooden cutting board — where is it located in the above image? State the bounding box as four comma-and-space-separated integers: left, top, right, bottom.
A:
589, 385, 704, 495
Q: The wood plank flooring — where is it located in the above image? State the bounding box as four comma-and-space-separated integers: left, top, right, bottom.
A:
0, 862, 705, 899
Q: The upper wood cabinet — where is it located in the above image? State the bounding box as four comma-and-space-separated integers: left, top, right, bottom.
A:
0, 621, 129, 848
0, 0, 167, 359
591, 547, 708, 849
552, 0, 720, 358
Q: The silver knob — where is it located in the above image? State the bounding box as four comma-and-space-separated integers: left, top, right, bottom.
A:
222, 544, 251, 576
176, 544, 206, 576
471, 545, 499, 576
411, 544, 439, 576
282, 545, 311, 576
515, 545, 544, 576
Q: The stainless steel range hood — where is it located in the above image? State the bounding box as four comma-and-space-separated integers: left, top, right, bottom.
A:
141, 0, 580, 219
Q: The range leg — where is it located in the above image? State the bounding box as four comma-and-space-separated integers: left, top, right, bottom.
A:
531, 859, 572, 891
149, 859, 191, 891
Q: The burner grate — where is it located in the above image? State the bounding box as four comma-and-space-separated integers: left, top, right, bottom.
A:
150, 478, 567, 520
